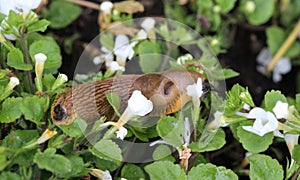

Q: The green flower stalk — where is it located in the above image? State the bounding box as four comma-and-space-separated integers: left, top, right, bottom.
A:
0, 77, 20, 101
34, 53, 47, 92
52, 74, 68, 91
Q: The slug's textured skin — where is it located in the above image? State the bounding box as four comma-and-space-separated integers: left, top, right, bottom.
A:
51, 70, 210, 125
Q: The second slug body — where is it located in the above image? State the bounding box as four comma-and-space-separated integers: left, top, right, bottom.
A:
51, 70, 211, 125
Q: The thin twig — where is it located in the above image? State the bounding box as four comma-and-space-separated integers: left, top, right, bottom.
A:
266, 19, 300, 72
65, 0, 100, 10
20, 35, 34, 93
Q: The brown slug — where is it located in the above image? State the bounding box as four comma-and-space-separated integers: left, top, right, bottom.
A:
51, 70, 211, 125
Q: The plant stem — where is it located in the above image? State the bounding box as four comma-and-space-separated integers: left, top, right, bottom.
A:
20, 35, 34, 93
65, 0, 100, 10
266, 19, 300, 72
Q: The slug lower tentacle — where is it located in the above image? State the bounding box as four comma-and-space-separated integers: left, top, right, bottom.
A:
51, 70, 211, 125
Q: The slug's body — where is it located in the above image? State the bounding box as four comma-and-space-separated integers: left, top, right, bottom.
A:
51, 70, 211, 125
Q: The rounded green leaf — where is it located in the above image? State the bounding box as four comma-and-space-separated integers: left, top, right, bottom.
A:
248, 154, 284, 180
292, 144, 300, 165
156, 116, 185, 147
145, 161, 186, 180
237, 122, 274, 153
43, 1, 81, 29
244, 0, 274, 25
121, 164, 146, 180
34, 148, 72, 175
189, 128, 226, 152
58, 117, 87, 138
89, 139, 122, 163
153, 144, 175, 162
7, 48, 32, 71
187, 163, 238, 180
21, 96, 49, 124
0, 172, 22, 180
0, 97, 22, 123
138, 40, 161, 73
216, 0, 237, 13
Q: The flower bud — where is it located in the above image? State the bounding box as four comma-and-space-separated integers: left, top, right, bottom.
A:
37, 129, 57, 144
90, 169, 112, 180
7, 77, 20, 90
244, 1, 256, 14
34, 53, 47, 92
52, 74, 68, 91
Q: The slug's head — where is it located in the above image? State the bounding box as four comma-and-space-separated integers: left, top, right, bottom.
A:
51, 90, 76, 125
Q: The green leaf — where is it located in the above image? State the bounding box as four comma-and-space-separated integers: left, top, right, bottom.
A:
121, 164, 146, 180
29, 39, 62, 74
43, 0, 82, 29
34, 148, 72, 176
58, 117, 87, 138
216, 0, 237, 13
153, 145, 175, 162
89, 139, 122, 164
94, 158, 119, 172
2, 130, 39, 149
237, 121, 274, 153
138, 40, 161, 73
292, 144, 300, 165
27, 19, 50, 33
145, 161, 186, 180
59, 155, 89, 178
264, 90, 287, 112
280, 0, 300, 26
0, 97, 22, 123
266, 26, 285, 55
7, 48, 32, 70
0, 172, 22, 180
100, 32, 114, 51
21, 96, 49, 124
106, 93, 121, 117
222, 69, 239, 79
296, 94, 300, 112
244, 0, 274, 25
42, 74, 56, 90
0, 147, 8, 171
189, 128, 226, 152
248, 154, 284, 180
187, 163, 238, 180
156, 116, 184, 147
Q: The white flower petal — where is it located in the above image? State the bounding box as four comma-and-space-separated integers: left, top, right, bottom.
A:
186, 78, 203, 98
114, 35, 135, 61
93, 56, 105, 65
243, 107, 278, 136
256, 47, 272, 66
272, 101, 289, 119
109, 61, 125, 71
100, 1, 113, 14
136, 29, 147, 40
34, 53, 47, 64
285, 134, 299, 154
272, 72, 282, 83
116, 126, 127, 140
141, 18, 155, 32
274, 57, 291, 74
0, 0, 16, 15
114, 35, 129, 50
128, 90, 153, 116
0, 0, 41, 15
184, 117, 191, 144
273, 130, 284, 138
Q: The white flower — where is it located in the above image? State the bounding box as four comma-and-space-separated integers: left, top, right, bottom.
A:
116, 126, 127, 140
90, 169, 112, 180
285, 134, 299, 155
272, 101, 289, 119
108, 61, 125, 72
256, 47, 291, 83
34, 53, 47, 64
36, 129, 57, 144
244, 0, 256, 13
242, 107, 278, 136
100, 1, 113, 15
208, 111, 229, 129
127, 90, 153, 116
186, 78, 203, 98
177, 54, 193, 65
141, 18, 155, 32
0, 0, 41, 16
113, 35, 136, 62
7, 77, 19, 90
